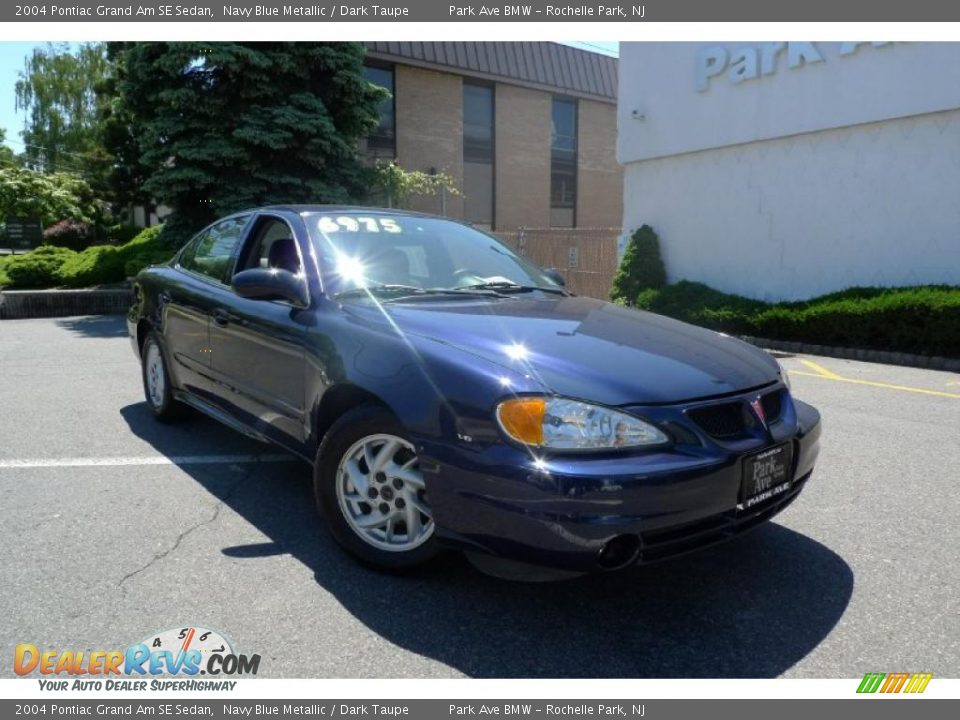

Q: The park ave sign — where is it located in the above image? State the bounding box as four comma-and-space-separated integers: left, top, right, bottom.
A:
696, 41, 893, 92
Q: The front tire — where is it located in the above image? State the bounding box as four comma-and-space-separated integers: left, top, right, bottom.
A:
315, 405, 438, 570
140, 330, 186, 422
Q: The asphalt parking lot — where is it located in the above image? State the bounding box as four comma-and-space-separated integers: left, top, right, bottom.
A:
1, 315, 958, 678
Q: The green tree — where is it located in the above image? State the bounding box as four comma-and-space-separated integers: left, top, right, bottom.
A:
0, 165, 101, 226
610, 225, 668, 304
98, 45, 153, 215
0, 129, 18, 167
109, 42, 387, 241
14, 43, 110, 179
369, 160, 460, 209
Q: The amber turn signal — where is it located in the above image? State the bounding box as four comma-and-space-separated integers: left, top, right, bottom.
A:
496, 397, 547, 445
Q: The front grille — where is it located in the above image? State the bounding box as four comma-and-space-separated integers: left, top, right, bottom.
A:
760, 389, 784, 424
686, 388, 785, 439
687, 401, 754, 439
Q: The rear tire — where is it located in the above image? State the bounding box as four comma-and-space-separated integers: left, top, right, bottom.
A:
315, 405, 438, 570
141, 330, 187, 422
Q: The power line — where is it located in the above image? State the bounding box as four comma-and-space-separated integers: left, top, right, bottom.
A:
0, 137, 103, 178
560, 41, 619, 58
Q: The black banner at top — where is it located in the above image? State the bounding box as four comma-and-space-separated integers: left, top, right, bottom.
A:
3, 0, 958, 22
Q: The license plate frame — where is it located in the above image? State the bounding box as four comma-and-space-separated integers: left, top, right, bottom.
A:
739, 443, 794, 511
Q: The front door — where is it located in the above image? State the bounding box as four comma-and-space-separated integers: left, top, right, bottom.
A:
208, 214, 311, 451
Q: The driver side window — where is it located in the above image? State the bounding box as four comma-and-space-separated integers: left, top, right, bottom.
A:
236, 216, 303, 277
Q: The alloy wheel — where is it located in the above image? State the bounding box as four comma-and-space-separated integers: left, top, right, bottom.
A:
335, 433, 434, 552
145, 342, 165, 409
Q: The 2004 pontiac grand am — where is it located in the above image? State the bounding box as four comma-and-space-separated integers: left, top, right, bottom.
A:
128, 206, 821, 572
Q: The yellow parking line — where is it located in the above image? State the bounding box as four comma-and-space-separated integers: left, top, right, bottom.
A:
798, 359, 844, 380
789, 367, 960, 400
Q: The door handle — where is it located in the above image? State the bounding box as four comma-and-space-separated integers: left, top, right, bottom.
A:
212, 309, 230, 327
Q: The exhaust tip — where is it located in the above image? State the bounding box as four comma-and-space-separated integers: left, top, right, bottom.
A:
597, 534, 641, 570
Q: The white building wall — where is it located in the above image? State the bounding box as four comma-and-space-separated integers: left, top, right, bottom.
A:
619, 42, 960, 300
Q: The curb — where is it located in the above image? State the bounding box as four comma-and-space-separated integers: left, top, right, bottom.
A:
0, 288, 133, 320
741, 335, 960, 373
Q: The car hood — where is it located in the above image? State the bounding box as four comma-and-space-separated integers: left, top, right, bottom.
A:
344, 295, 780, 406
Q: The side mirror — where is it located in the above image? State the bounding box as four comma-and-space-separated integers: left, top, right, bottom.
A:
543, 268, 566, 287
231, 268, 309, 307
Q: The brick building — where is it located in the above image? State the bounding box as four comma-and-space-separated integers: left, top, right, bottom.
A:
361, 42, 622, 232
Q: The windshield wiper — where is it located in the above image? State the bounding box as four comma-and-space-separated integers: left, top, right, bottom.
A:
453, 281, 568, 296
335, 284, 428, 298
335, 284, 504, 300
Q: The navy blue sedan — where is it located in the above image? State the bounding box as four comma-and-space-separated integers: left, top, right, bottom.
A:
128, 207, 821, 572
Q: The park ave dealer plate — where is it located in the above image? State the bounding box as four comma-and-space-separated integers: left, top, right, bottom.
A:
739, 443, 793, 511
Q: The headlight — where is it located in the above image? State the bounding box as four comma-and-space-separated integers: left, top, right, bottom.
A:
495, 396, 670, 450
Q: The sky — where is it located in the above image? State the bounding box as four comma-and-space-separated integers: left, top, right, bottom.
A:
0, 42, 41, 153
0, 40, 619, 153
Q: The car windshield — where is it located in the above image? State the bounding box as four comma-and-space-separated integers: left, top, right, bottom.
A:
305, 212, 564, 299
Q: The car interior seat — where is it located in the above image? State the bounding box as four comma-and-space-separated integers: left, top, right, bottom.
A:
267, 237, 301, 274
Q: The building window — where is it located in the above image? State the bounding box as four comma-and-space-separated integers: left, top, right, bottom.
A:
463, 82, 494, 228
550, 97, 578, 227
363, 64, 395, 160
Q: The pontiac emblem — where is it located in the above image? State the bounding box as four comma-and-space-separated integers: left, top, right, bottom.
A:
750, 398, 767, 429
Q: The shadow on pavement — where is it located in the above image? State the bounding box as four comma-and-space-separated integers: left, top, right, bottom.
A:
122, 401, 853, 678
56, 315, 129, 338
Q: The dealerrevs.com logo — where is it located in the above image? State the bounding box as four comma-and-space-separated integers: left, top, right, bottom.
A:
14, 626, 260, 691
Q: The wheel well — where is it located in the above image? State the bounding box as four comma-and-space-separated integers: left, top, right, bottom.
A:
314, 384, 388, 448
136, 319, 152, 352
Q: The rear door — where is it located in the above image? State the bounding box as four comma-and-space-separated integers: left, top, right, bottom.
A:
207, 212, 311, 450
162, 215, 250, 398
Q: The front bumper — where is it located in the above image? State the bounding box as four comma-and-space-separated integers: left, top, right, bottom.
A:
420, 394, 822, 572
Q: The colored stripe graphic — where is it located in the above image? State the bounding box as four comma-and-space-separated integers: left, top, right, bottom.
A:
884, 672, 909, 693
857, 672, 932, 694
857, 673, 885, 693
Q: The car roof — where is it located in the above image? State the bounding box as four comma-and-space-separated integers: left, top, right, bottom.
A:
257, 205, 439, 219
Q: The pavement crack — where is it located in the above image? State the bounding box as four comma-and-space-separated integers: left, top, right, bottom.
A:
117, 462, 257, 594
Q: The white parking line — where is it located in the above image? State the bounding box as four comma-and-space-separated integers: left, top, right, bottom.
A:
0, 454, 298, 469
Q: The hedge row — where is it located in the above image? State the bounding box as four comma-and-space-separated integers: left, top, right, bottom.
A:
0, 225, 171, 289
630, 281, 960, 358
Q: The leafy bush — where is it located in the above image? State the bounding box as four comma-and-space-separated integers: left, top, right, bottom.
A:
2, 245, 77, 288
57, 225, 171, 288
120, 225, 173, 277
610, 225, 667, 304
632, 281, 766, 334
56, 245, 125, 287
123, 248, 173, 277
0, 166, 102, 227
106, 223, 143, 245
631, 281, 960, 358
0, 224, 172, 289
43, 219, 96, 251
121, 224, 165, 251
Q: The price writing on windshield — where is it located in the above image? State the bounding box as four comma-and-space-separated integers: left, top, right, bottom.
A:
318, 216, 402, 234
